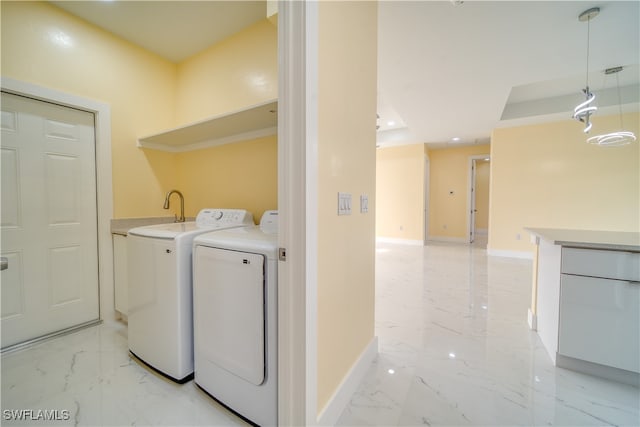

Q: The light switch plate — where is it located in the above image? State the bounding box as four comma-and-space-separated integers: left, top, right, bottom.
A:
360, 195, 368, 213
338, 192, 351, 215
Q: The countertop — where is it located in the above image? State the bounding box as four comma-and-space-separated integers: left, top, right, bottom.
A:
526, 227, 640, 252
110, 217, 194, 236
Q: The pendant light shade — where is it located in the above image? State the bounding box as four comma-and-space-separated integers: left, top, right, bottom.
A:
586, 66, 637, 146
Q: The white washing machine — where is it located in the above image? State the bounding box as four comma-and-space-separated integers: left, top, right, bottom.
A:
127, 209, 254, 383
192, 210, 278, 426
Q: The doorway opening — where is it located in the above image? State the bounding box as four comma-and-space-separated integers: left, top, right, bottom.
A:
468, 155, 490, 246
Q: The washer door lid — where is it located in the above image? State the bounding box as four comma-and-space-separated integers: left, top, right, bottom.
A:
194, 247, 265, 385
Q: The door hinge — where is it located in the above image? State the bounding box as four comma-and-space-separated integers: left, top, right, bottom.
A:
278, 247, 287, 262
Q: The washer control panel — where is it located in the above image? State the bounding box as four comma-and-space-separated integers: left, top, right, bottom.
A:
196, 209, 254, 228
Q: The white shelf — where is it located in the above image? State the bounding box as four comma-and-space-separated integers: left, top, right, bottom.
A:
137, 99, 277, 152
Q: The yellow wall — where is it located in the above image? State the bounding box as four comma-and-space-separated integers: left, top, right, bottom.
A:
376, 144, 425, 241
489, 113, 640, 254
428, 144, 491, 240
316, 1, 377, 414
2, 2, 279, 220
176, 136, 277, 221
1, 1, 178, 218
475, 160, 490, 231
172, 17, 278, 222
175, 19, 278, 124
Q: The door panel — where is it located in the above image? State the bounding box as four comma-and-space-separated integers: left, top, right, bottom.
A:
49, 245, 83, 307
0, 148, 20, 227
0, 92, 99, 349
45, 153, 81, 224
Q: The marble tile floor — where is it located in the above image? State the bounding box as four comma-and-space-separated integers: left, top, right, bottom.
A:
1, 321, 248, 426
2, 239, 638, 426
336, 241, 640, 426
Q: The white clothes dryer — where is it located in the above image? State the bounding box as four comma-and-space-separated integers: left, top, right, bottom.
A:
192, 210, 278, 426
127, 209, 253, 383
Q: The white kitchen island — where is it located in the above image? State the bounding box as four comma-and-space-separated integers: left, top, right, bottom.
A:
527, 228, 640, 386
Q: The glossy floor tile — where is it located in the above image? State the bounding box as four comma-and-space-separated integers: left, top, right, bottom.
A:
1, 321, 247, 426
3, 239, 638, 426
337, 240, 640, 426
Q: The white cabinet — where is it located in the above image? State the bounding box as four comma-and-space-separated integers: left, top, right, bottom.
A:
559, 274, 639, 373
113, 234, 128, 317
558, 247, 640, 374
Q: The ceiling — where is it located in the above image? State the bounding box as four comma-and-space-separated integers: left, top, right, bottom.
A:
50, 1, 267, 63
49, 1, 640, 148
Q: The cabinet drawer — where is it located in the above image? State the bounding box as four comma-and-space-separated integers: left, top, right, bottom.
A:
559, 274, 640, 373
561, 247, 640, 281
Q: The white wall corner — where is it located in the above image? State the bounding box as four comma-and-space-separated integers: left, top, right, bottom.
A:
316, 336, 378, 426
528, 308, 537, 331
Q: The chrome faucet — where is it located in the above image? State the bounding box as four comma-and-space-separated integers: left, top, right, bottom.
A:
163, 190, 185, 223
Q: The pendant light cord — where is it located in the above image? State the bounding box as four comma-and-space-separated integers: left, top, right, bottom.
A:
616, 72, 624, 129
585, 17, 591, 89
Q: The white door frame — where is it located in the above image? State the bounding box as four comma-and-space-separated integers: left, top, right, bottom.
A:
277, 1, 319, 425
467, 155, 489, 244
1, 77, 114, 322
423, 153, 430, 245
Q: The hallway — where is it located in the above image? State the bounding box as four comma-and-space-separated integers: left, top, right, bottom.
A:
337, 241, 639, 426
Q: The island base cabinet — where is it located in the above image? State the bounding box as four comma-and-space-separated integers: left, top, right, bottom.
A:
559, 274, 639, 374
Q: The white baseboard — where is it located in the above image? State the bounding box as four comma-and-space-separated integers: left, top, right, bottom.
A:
316, 336, 378, 426
487, 249, 533, 260
376, 237, 423, 246
426, 236, 468, 243
528, 308, 537, 331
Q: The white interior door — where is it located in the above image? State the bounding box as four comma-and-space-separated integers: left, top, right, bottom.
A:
1, 91, 99, 349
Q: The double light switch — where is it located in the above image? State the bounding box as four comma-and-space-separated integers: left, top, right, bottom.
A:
338, 192, 352, 215
338, 193, 369, 215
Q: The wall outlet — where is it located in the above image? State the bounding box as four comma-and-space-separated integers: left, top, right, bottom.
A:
516, 233, 521, 240
338, 192, 351, 215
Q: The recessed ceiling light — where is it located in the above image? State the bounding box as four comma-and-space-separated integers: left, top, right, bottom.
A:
387, 121, 396, 127
452, 137, 461, 142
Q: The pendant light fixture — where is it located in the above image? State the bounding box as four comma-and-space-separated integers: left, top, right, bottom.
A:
572, 7, 600, 133
587, 66, 637, 146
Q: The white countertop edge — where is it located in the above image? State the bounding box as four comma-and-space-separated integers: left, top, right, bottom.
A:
110, 217, 195, 236
525, 227, 640, 252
